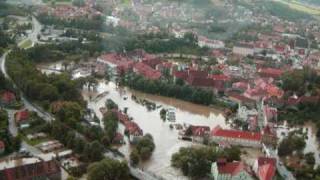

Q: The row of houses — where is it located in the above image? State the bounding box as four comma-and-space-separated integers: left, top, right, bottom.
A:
178, 124, 277, 149
111, 109, 143, 143
211, 156, 276, 180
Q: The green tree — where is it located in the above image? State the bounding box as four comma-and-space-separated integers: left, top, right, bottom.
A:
84, 140, 104, 162
87, 158, 130, 180
129, 149, 140, 166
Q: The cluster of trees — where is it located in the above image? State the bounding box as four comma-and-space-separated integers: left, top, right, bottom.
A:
62, 29, 101, 42
0, 2, 30, 17
124, 32, 209, 56
37, 14, 105, 31
281, 67, 320, 96
48, 121, 104, 163
26, 41, 103, 63
72, 0, 85, 7
278, 132, 306, 157
0, 72, 11, 92
0, 110, 21, 155
123, 73, 216, 106
279, 67, 320, 125
171, 146, 241, 178
130, 134, 155, 166
7, 50, 85, 109
87, 157, 130, 180
0, 30, 13, 55
103, 111, 118, 145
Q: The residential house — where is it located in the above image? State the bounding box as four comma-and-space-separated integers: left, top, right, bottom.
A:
211, 159, 254, 180
227, 92, 256, 108
15, 110, 29, 125
133, 62, 162, 80
210, 125, 262, 148
198, 36, 225, 49
0, 91, 16, 106
112, 110, 143, 143
244, 86, 267, 101
233, 43, 255, 56
186, 70, 213, 88
141, 56, 162, 69
209, 74, 231, 94
0, 156, 61, 180
97, 53, 134, 75
253, 157, 276, 180
184, 125, 210, 143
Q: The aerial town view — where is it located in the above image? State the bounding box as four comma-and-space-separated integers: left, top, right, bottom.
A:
1, 0, 320, 179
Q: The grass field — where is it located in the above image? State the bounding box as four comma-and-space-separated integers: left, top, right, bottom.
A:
19, 39, 33, 49
274, 0, 320, 15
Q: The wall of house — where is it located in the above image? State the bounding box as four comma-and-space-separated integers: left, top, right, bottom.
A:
210, 136, 261, 148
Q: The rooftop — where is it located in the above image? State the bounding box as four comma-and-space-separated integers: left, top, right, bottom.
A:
211, 125, 261, 141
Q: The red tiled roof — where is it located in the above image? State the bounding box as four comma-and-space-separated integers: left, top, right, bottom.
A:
232, 82, 249, 90
189, 125, 210, 136
257, 157, 276, 167
274, 45, 286, 53
173, 71, 188, 80
112, 110, 143, 136
15, 110, 29, 122
258, 68, 283, 78
142, 57, 161, 68
211, 125, 261, 141
1, 91, 16, 104
188, 70, 208, 78
217, 160, 248, 176
134, 62, 162, 80
209, 74, 230, 81
258, 163, 276, 180
257, 157, 276, 180
266, 84, 283, 98
228, 93, 256, 104
187, 76, 213, 87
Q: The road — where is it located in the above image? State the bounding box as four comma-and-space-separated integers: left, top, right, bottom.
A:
0, 16, 54, 122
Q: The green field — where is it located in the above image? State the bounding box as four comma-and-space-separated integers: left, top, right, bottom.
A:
19, 39, 33, 49
274, 0, 320, 15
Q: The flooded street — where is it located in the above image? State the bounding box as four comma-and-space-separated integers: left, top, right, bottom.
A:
82, 80, 227, 179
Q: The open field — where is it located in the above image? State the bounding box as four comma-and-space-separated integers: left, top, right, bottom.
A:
19, 39, 33, 49
274, 0, 320, 15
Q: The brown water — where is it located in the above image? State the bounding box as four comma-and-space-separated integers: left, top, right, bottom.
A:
82, 80, 227, 179
39, 62, 320, 176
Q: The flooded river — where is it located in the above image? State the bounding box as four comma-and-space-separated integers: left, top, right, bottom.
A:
39, 62, 320, 177
82, 80, 227, 179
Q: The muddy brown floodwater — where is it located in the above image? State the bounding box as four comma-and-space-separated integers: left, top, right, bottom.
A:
82, 80, 227, 179
39, 62, 320, 177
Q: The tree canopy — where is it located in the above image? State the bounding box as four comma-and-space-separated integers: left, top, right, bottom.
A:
87, 158, 130, 180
